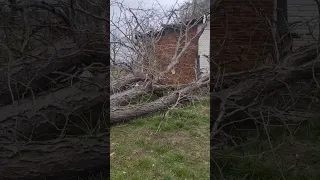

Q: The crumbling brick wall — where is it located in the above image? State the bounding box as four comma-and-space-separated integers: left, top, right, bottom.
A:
148, 27, 199, 85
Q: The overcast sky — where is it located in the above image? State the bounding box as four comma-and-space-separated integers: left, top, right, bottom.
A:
110, 0, 188, 41
112, 0, 186, 11
111, 0, 186, 21
110, 0, 187, 62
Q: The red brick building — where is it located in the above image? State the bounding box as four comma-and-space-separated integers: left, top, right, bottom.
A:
135, 19, 204, 85
211, 0, 275, 73
154, 24, 200, 85
137, 0, 279, 84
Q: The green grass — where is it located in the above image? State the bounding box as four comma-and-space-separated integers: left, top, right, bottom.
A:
110, 100, 210, 180
212, 117, 320, 180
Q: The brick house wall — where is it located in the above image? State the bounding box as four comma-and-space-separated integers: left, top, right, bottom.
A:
143, 26, 199, 85
211, 0, 275, 73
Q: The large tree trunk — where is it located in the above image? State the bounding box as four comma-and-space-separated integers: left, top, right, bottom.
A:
110, 84, 151, 106
210, 45, 320, 138
0, 74, 108, 141
0, 133, 109, 180
110, 74, 145, 94
111, 75, 209, 123
0, 38, 108, 106
0, 1, 110, 179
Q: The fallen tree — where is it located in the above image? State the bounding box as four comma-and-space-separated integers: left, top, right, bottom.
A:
0, 73, 108, 141
110, 74, 209, 123
0, 133, 109, 180
210, 44, 320, 139
2, 50, 318, 178
110, 74, 145, 94
2, 0, 320, 179
0, 70, 209, 140
110, 84, 151, 106
0, 21, 319, 180
0, 70, 209, 179
0, 1, 110, 179
0, 41, 108, 106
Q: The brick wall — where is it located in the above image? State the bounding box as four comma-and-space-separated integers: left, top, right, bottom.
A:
211, 0, 275, 73
144, 27, 199, 85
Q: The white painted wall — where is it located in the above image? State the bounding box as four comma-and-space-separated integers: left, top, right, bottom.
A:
197, 22, 210, 74
287, 0, 319, 50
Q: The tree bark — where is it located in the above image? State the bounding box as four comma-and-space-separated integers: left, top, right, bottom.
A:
0, 74, 108, 141
0, 53, 77, 105
110, 75, 209, 123
110, 74, 145, 94
0, 38, 108, 106
110, 84, 151, 106
0, 2, 110, 180
210, 53, 320, 137
0, 133, 109, 180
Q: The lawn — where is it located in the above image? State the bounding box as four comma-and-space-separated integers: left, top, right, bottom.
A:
212, 117, 320, 180
110, 100, 210, 180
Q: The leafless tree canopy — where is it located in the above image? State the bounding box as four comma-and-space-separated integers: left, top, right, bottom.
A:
0, 0, 211, 179
0, 0, 109, 179
210, 1, 320, 178
110, 0, 209, 81
210, 0, 320, 140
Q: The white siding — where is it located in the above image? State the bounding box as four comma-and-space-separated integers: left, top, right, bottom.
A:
287, 0, 319, 50
197, 22, 210, 73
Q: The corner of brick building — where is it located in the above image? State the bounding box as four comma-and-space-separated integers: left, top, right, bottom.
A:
143, 27, 199, 85
211, 0, 275, 73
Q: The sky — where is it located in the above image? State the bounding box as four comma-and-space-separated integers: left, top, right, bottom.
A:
110, 0, 186, 21
110, 0, 188, 64
112, 0, 186, 12
110, 0, 187, 36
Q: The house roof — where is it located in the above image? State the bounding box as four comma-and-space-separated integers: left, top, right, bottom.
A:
161, 17, 204, 30
134, 15, 209, 40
